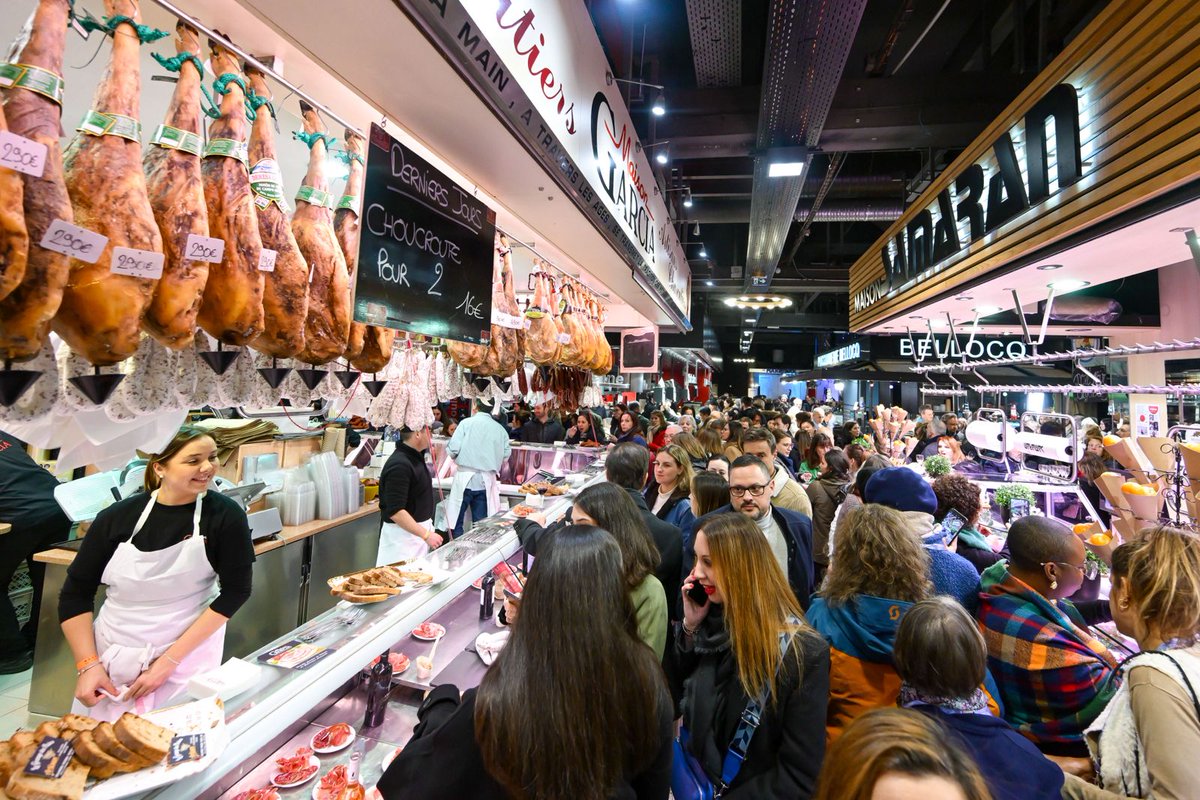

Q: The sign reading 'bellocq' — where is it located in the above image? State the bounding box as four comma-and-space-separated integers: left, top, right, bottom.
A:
354, 124, 496, 344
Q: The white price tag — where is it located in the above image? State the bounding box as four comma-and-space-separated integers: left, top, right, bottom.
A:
110, 246, 164, 280
258, 248, 278, 272
39, 219, 108, 263
491, 310, 525, 330
0, 131, 47, 178
556, 333, 571, 344
184, 233, 225, 264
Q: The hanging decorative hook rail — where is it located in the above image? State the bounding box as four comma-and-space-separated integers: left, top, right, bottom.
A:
911, 338, 1200, 374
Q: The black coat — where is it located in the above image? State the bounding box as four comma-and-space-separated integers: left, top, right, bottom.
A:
667, 608, 830, 800
686, 505, 815, 610
513, 489, 683, 624
378, 684, 675, 800
624, 488, 684, 623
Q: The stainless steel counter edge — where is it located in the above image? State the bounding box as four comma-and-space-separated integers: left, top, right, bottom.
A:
143, 530, 521, 799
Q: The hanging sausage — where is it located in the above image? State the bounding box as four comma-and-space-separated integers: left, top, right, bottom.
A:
196, 35, 263, 345
334, 127, 394, 373
56, 0, 164, 366
141, 22, 209, 349
292, 101, 351, 365
245, 64, 308, 358
0, 0, 71, 362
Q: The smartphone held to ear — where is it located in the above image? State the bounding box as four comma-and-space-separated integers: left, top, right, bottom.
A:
685, 581, 709, 607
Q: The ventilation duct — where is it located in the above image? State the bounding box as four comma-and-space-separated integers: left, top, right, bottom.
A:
793, 202, 904, 222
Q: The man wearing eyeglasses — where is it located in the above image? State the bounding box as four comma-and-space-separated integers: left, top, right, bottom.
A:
686, 454, 815, 609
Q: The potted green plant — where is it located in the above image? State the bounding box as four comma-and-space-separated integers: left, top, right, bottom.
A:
994, 484, 1036, 523
923, 454, 951, 478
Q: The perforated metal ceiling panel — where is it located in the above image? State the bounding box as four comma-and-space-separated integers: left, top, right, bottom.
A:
685, 0, 742, 88
744, 0, 868, 289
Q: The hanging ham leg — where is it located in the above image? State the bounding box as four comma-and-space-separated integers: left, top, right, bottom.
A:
56, 0, 163, 366
0, 99, 28, 303
293, 101, 350, 365
0, 0, 72, 361
525, 269, 559, 365
142, 22, 208, 349
197, 35, 263, 345
245, 65, 308, 358
334, 127, 394, 372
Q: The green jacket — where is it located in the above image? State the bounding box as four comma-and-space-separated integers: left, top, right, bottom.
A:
631, 574, 668, 657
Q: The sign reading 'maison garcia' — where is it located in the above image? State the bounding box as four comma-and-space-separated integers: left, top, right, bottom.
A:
852, 83, 1083, 314
396, 0, 692, 326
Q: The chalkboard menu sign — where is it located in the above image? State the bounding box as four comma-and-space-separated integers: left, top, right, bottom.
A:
353, 123, 496, 344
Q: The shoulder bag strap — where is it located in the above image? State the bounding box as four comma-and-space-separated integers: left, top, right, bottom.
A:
717, 619, 800, 794
1138, 651, 1200, 721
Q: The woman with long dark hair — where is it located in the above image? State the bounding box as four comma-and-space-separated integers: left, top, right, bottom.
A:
797, 433, 832, 484
573, 483, 669, 655
612, 411, 648, 447
689, 472, 730, 519
672, 512, 830, 798
565, 411, 603, 446
647, 409, 669, 452
378, 525, 673, 799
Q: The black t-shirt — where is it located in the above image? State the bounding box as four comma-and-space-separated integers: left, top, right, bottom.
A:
379, 444, 435, 524
0, 430, 65, 526
59, 491, 255, 622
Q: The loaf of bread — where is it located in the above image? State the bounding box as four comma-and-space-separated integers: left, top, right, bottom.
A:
4, 759, 89, 800
112, 713, 174, 763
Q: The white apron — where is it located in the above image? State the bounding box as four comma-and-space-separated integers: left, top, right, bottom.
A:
444, 468, 501, 534
377, 517, 433, 565
74, 491, 225, 721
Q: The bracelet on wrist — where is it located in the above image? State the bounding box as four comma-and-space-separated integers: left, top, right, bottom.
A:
75, 655, 98, 671
682, 623, 698, 637
77, 662, 100, 677
162, 653, 182, 667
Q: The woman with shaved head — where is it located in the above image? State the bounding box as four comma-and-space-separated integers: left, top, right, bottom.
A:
976, 516, 1119, 757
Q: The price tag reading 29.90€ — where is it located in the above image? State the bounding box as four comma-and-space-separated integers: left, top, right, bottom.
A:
38, 219, 108, 263
110, 246, 165, 280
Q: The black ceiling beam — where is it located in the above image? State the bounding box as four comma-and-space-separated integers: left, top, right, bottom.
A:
694, 277, 849, 294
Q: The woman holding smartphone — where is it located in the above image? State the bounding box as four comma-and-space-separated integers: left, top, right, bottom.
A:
672, 513, 830, 798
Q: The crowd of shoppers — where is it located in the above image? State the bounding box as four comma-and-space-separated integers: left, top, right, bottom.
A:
374, 393, 1199, 800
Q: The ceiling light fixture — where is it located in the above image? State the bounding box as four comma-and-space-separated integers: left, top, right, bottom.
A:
682, 187, 693, 207
954, 295, 973, 301
1036, 263, 1063, 271
723, 295, 793, 310
1049, 279, 1090, 292
698, 246, 707, 258
974, 305, 1002, 315
765, 145, 809, 179
651, 89, 666, 116
692, 222, 700, 236
655, 148, 668, 165
705, 280, 714, 287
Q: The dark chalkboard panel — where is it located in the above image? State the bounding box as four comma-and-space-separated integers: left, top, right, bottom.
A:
353, 123, 495, 344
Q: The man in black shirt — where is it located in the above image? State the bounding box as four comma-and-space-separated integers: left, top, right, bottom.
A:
377, 426, 441, 564
0, 430, 73, 673
519, 404, 567, 444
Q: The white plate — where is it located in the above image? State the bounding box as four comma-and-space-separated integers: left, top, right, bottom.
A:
411, 623, 445, 641
270, 756, 320, 788
380, 746, 403, 772
309, 723, 356, 754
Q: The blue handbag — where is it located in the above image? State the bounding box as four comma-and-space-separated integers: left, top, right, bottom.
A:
671, 624, 796, 800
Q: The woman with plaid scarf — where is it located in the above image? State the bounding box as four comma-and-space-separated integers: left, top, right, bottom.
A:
976, 515, 1120, 757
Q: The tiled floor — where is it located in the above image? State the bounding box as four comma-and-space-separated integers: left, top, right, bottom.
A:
0, 667, 32, 738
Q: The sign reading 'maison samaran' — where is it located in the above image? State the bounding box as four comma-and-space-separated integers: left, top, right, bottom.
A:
853, 83, 1083, 315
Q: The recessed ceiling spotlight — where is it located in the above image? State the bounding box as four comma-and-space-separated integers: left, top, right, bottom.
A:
1036, 264, 1063, 271
974, 305, 1002, 315
744, 318, 755, 323
1066, 328, 1090, 333
955, 295, 973, 301
1049, 279, 1090, 292
908, 315, 923, 319
722, 295, 792, 310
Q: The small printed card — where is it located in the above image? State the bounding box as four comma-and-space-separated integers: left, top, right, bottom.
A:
167, 733, 207, 765
24, 737, 74, 779
110, 246, 165, 280
257, 641, 335, 670
38, 219, 107, 263
257, 248, 277, 272
0, 130, 48, 178
184, 234, 225, 264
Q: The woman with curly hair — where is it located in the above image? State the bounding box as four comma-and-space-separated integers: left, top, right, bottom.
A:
806, 503, 932, 742
814, 708, 993, 800
932, 473, 1004, 574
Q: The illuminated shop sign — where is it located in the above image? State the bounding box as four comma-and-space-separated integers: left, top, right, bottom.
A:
853, 84, 1083, 313
900, 336, 1029, 362
815, 342, 863, 368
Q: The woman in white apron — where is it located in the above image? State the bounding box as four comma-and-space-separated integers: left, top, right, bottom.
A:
59, 427, 255, 721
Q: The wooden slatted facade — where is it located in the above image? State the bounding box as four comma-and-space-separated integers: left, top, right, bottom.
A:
848, 0, 1200, 331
